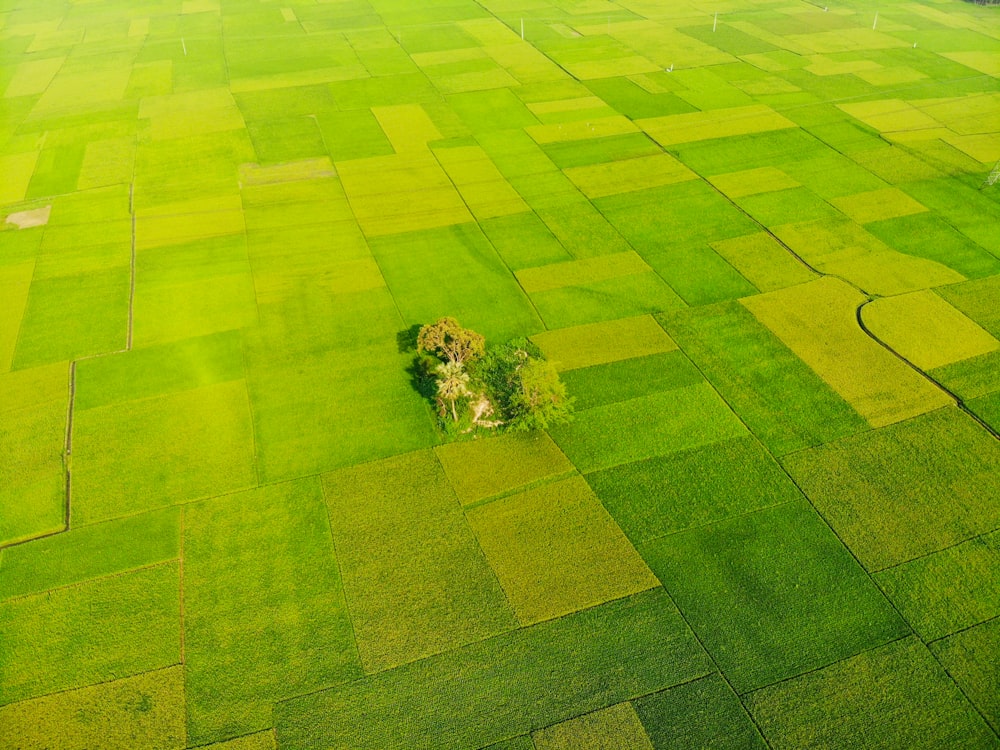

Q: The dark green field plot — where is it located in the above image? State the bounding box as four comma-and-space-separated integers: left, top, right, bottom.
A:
183, 479, 359, 744
588, 436, 803, 545
745, 637, 997, 750
784, 407, 1000, 571
640, 500, 908, 693
274, 589, 712, 750
549, 382, 747, 473
932, 617, 1000, 735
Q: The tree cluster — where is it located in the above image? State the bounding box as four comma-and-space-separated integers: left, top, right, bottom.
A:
414, 317, 573, 435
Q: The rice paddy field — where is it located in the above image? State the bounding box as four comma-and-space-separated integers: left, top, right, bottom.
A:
1, 0, 1000, 746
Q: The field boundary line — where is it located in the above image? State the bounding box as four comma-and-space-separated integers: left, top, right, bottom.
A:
0, 663, 183, 711
0, 558, 180, 605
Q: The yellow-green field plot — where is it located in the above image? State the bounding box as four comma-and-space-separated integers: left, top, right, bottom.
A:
830, 188, 928, 225
530, 314, 677, 371
433, 144, 529, 219
637, 105, 796, 147
323, 451, 517, 672
563, 152, 696, 199
533, 702, 654, 750
707, 166, 801, 199
862, 290, 1000, 371
710, 232, 817, 292
741, 277, 953, 428
466, 475, 659, 624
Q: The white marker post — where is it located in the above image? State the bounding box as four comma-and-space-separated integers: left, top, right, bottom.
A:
713, 13, 718, 32
873, 11, 878, 30
521, 18, 524, 40
181, 37, 187, 55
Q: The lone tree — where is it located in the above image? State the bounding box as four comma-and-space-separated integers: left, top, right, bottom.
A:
510, 357, 571, 431
417, 317, 485, 368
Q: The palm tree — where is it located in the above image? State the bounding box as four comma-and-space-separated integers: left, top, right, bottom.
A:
435, 361, 471, 422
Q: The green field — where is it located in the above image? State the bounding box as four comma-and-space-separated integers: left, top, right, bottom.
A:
2, 0, 999, 747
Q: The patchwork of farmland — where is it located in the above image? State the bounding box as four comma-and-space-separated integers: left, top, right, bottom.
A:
2, 0, 1000, 746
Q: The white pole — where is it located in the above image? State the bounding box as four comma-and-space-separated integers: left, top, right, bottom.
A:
181, 37, 187, 55
713, 13, 718, 32
873, 12, 878, 30
521, 18, 524, 40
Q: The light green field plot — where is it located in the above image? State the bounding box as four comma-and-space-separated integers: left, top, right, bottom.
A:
534, 199, 634, 259
531, 314, 676, 371
466, 475, 658, 625
323, 450, 516, 672
903, 179, 1000, 259
969, 390, 1000, 432
517, 251, 652, 294
560, 350, 703, 411
865, 213, 1000, 280
434, 431, 573, 506
533, 702, 654, 749
315, 110, 394, 161
638, 105, 796, 147
736, 186, 842, 227
0, 363, 67, 546
274, 589, 712, 750
741, 277, 953, 427
670, 127, 830, 178
526, 95, 618, 125
710, 233, 816, 292
862, 289, 999, 371
72, 379, 256, 524
479, 212, 572, 270
830, 187, 928, 224
447, 88, 540, 133
707, 166, 801, 199
12, 267, 129, 369
0, 561, 179, 706
540, 132, 661, 170
640, 500, 908, 694
659, 301, 866, 455
587, 436, 804, 545
932, 618, 1000, 736
370, 223, 542, 342
0, 261, 34, 372
746, 637, 996, 750
931, 349, 1000, 401
564, 152, 696, 199
634, 673, 767, 750
550, 382, 746, 473
875, 531, 1000, 642
0, 666, 186, 750
247, 117, 327, 164
0, 505, 178, 600
584, 76, 697, 119
133, 234, 258, 346
526, 115, 639, 144
784, 406, 1000, 571
184, 479, 360, 744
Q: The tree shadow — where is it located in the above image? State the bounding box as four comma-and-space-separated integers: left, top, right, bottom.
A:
396, 324, 421, 354
398, 325, 437, 400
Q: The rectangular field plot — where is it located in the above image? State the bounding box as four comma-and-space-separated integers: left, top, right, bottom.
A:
0, 562, 180, 706
0, 363, 67, 545
0, 261, 34, 373
71, 380, 257, 524
479, 212, 573, 270
323, 450, 517, 672
587, 436, 804, 545
560, 350, 703, 411
865, 213, 1000, 281
637, 105, 796, 147
783, 407, 1000, 571
875, 531, 1000, 642
12, 267, 129, 368
0, 666, 186, 750
634, 674, 767, 750
466, 475, 659, 624
710, 233, 816, 292
274, 589, 712, 750
936, 275, 1000, 337
932, 618, 1000, 736
550, 382, 746, 474
370, 223, 542, 342
640, 500, 908, 694
533, 701, 654, 750
741, 277, 953, 428
183, 478, 361, 745
434, 431, 574, 506
0, 506, 178, 601
745, 637, 996, 750
530, 314, 676, 371
563, 152, 696, 199
861, 290, 999, 371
